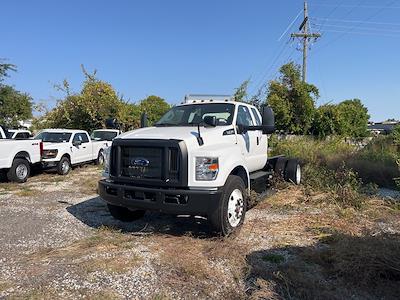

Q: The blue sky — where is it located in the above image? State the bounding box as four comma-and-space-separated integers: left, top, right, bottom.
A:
1, 0, 399, 121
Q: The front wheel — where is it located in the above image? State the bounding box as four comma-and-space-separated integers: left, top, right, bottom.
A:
7, 158, 31, 183
209, 175, 247, 236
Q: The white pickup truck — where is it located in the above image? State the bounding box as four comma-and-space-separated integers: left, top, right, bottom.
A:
91, 129, 121, 144
99, 95, 301, 235
35, 129, 109, 175
0, 125, 42, 182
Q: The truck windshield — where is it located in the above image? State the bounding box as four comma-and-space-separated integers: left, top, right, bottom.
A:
156, 103, 235, 126
91, 131, 118, 141
35, 132, 72, 143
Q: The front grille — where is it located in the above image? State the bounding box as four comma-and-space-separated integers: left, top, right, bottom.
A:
110, 139, 188, 187
121, 147, 162, 179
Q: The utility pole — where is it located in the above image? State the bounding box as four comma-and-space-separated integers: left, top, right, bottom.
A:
291, 1, 321, 82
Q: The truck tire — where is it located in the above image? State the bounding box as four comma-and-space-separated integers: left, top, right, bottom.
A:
95, 150, 104, 165
274, 157, 288, 177
107, 204, 146, 222
7, 158, 30, 183
209, 175, 247, 236
57, 156, 71, 175
284, 159, 301, 185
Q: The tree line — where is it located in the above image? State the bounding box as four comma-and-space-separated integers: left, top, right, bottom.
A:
1, 60, 374, 138
235, 62, 371, 138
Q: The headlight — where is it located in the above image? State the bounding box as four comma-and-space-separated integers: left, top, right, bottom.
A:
196, 157, 219, 181
103, 147, 111, 177
42, 149, 58, 159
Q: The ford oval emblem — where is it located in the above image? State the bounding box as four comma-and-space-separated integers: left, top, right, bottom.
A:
131, 158, 150, 167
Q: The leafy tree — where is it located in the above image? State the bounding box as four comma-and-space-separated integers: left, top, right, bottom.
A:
0, 85, 33, 127
266, 62, 319, 134
0, 61, 32, 127
336, 99, 369, 138
311, 104, 340, 138
138, 95, 170, 125
392, 125, 400, 145
233, 80, 249, 102
0, 60, 17, 82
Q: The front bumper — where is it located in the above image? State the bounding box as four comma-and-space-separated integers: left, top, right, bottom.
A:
98, 180, 222, 216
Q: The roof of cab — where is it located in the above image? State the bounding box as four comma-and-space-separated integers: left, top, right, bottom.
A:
39, 129, 87, 133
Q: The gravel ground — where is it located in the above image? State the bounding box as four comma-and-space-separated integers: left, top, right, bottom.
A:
0, 165, 399, 299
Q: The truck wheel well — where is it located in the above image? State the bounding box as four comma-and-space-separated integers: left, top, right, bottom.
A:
230, 166, 249, 189
61, 153, 71, 161
14, 151, 31, 163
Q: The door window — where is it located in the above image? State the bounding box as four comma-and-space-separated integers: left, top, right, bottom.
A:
73, 133, 89, 143
236, 106, 254, 126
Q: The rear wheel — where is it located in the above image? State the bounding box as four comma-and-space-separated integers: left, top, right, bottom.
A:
284, 159, 301, 185
107, 204, 146, 222
209, 175, 247, 236
57, 156, 71, 175
95, 150, 104, 165
7, 158, 30, 183
274, 157, 288, 178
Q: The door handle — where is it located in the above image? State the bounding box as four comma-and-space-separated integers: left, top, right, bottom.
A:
83, 146, 86, 149
257, 137, 260, 145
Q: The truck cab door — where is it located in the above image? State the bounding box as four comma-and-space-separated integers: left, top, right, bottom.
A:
249, 107, 268, 169
235, 105, 259, 172
72, 133, 91, 163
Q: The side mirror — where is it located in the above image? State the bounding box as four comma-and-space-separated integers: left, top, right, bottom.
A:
261, 106, 275, 134
204, 116, 217, 127
106, 118, 119, 129
73, 140, 82, 146
140, 113, 148, 128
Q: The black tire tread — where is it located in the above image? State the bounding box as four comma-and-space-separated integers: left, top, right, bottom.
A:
6, 158, 30, 183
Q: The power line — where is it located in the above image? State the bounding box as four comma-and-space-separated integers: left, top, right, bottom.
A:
310, 3, 400, 9
315, 0, 347, 31
322, 29, 400, 38
278, 9, 303, 41
313, 23, 400, 34
313, 0, 400, 54
312, 17, 400, 27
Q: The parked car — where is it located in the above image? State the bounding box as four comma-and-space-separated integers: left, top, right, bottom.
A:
91, 129, 121, 145
35, 129, 109, 175
99, 95, 301, 236
0, 125, 42, 182
7, 129, 32, 139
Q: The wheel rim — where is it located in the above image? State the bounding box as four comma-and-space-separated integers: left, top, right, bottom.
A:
16, 164, 28, 180
227, 189, 244, 228
296, 164, 301, 184
62, 160, 70, 174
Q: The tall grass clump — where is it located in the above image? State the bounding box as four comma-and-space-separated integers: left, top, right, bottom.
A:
348, 136, 399, 188
270, 134, 400, 190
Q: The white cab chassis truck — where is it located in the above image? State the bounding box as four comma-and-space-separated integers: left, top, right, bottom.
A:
37, 129, 109, 175
0, 125, 42, 182
99, 96, 301, 235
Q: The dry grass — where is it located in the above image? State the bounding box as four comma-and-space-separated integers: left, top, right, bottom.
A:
8, 286, 59, 300
28, 226, 139, 275
0, 281, 12, 292
247, 233, 400, 299
148, 234, 249, 299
